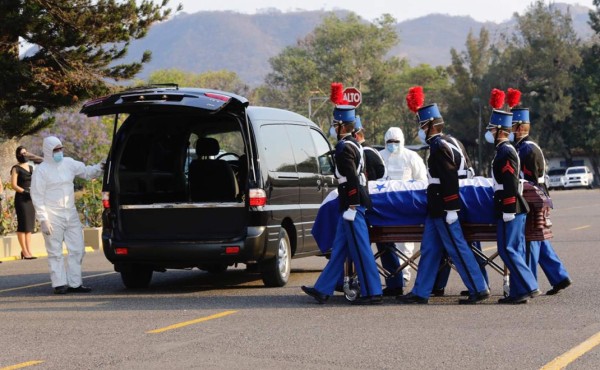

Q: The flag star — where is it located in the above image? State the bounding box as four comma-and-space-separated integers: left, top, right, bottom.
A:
375, 183, 386, 192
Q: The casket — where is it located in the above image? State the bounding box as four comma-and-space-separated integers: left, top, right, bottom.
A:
312, 178, 553, 252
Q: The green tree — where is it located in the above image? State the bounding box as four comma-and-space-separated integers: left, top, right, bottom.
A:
568, 0, 600, 179
489, 0, 582, 158
444, 28, 493, 174
0, 0, 177, 140
259, 13, 401, 140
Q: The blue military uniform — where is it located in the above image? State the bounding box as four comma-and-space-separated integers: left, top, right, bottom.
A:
398, 103, 489, 304
488, 109, 539, 304
302, 106, 382, 304
512, 108, 571, 294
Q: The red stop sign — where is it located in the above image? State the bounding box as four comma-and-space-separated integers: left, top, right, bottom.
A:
343, 87, 362, 107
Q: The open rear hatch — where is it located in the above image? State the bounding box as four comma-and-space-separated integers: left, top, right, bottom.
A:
81, 86, 252, 242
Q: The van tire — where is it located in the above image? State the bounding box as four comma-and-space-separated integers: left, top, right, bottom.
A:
260, 228, 291, 287
120, 264, 153, 289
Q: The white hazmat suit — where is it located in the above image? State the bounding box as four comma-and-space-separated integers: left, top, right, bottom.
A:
31, 136, 103, 290
379, 127, 427, 282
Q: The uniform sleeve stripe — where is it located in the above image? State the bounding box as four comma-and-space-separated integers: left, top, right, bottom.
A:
348, 189, 357, 196
443, 194, 459, 202
503, 197, 516, 205
502, 160, 515, 174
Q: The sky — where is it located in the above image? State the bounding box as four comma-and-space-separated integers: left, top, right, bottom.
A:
171, 0, 595, 23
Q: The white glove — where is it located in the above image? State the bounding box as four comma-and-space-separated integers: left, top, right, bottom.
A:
343, 208, 357, 222
503, 213, 516, 223
445, 210, 458, 224
41, 220, 53, 235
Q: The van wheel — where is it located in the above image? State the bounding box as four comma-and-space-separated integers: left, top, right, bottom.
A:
120, 264, 153, 289
260, 228, 291, 287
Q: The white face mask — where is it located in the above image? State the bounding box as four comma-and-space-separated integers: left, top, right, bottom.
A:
417, 129, 427, 144
329, 126, 337, 139
484, 131, 495, 144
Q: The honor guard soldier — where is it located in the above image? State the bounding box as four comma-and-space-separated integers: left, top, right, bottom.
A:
302, 105, 383, 305
397, 94, 490, 304
511, 107, 572, 295
486, 109, 540, 304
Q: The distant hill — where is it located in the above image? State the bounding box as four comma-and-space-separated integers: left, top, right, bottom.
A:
119, 3, 594, 86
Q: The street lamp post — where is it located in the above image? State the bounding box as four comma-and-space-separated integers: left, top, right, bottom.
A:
308, 96, 329, 120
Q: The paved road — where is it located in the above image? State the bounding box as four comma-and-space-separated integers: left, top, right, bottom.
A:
1, 189, 599, 369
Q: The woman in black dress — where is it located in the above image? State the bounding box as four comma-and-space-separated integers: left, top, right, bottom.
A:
11, 146, 37, 259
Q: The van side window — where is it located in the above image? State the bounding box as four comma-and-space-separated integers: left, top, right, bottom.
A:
260, 125, 296, 172
287, 125, 318, 173
310, 128, 335, 176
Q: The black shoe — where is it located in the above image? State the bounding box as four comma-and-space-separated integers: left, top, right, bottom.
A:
546, 278, 572, 295
53, 285, 68, 294
352, 295, 383, 305
334, 285, 344, 293
460, 290, 470, 297
382, 287, 403, 297
459, 290, 490, 305
430, 288, 444, 297
498, 294, 528, 304
67, 285, 92, 293
301, 286, 329, 304
396, 292, 428, 304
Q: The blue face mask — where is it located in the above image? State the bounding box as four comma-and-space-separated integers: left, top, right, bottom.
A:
53, 151, 64, 163
484, 131, 495, 144
417, 129, 427, 144
386, 143, 400, 153
508, 132, 515, 142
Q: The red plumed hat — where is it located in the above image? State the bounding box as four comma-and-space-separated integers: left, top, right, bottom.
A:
330, 82, 344, 104
506, 88, 521, 108
489, 88, 505, 109
406, 86, 425, 113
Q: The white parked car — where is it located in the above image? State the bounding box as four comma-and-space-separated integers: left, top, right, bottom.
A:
547, 168, 567, 190
564, 166, 594, 189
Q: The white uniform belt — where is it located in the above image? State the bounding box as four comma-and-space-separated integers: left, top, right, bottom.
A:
494, 184, 504, 191
538, 176, 545, 184
457, 169, 468, 177
428, 177, 441, 184
337, 173, 367, 186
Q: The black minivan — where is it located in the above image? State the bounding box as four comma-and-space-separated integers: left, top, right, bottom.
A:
80, 85, 337, 288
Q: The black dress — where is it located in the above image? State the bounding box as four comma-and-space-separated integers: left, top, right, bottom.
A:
12, 165, 35, 233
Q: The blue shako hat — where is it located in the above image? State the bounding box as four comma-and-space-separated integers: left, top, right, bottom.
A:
487, 109, 513, 129
416, 103, 442, 125
333, 105, 356, 125
354, 115, 363, 131
511, 108, 530, 124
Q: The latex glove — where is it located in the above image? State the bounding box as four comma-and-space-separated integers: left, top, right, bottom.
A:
503, 213, 516, 223
445, 210, 458, 224
343, 208, 357, 222
41, 220, 53, 235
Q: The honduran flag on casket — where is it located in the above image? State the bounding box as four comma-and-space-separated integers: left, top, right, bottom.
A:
312, 177, 496, 253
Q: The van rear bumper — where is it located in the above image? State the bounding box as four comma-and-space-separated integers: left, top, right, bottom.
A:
102, 226, 268, 269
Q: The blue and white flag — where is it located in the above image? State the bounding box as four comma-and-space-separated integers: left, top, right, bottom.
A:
312, 177, 496, 253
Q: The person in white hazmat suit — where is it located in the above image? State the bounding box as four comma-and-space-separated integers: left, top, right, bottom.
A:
30, 136, 104, 294
379, 127, 427, 283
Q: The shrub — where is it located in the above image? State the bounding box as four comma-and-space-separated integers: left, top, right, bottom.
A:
75, 179, 103, 227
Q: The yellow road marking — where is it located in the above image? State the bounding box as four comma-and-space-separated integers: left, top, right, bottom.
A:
147, 310, 238, 334
0, 361, 44, 370
0, 247, 95, 262
571, 225, 590, 231
0, 272, 116, 293
540, 331, 600, 370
